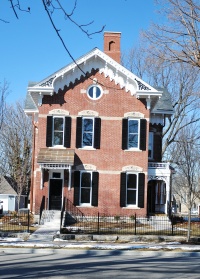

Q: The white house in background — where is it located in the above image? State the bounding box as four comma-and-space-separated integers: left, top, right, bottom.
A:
0, 176, 26, 213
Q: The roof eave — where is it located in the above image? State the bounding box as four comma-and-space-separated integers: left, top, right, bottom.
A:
27, 87, 54, 95
136, 91, 163, 99
24, 108, 39, 115
151, 110, 174, 115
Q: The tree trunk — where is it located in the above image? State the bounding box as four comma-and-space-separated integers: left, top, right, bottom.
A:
187, 208, 191, 242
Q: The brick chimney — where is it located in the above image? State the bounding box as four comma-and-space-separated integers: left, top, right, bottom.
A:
104, 32, 121, 64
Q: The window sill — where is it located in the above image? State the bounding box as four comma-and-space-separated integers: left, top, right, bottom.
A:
122, 206, 140, 209
78, 147, 96, 151
124, 149, 142, 152
77, 205, 94, 207
49, 146, 66, 149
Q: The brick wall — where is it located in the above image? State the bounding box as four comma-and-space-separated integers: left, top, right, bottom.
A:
32, 69, 149, 216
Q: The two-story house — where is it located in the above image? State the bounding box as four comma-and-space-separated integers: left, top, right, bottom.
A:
24, 32, 173, 221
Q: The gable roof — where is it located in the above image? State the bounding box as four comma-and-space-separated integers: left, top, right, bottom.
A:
0, 176, 17, 195
24, 47, 163, 113
151, 87, 174, 115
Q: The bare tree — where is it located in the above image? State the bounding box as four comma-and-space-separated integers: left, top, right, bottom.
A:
122, 47, 200, 158
171, 124, 200, 241
143, 0, 200, 68
0, 80, 9, 131
0, 102, 32, 210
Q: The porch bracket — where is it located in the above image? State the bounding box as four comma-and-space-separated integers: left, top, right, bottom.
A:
39, 163, 71, 169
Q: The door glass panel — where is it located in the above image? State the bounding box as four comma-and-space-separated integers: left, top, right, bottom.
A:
49, 179, 62, 210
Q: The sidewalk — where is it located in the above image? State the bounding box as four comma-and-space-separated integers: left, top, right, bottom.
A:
0, 216, 200, 251
0, 230, 200, 252
0, 237, 200, 252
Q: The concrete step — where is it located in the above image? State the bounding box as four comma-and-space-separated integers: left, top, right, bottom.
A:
27, 210, 61, 242
40, 210, 61, 225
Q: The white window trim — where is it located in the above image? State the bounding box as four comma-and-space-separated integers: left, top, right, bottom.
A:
126, 172, 138, 207
81, 117, 94, 148
128, 118, 140, 150
87, 84, 103, 100
40, 168, 44, 189
79, 147, 96, 151
80, 171, 92, 206
52, 116, 65, 147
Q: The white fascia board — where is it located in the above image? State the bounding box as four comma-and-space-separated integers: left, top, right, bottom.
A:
24, 108, 38, 115
136, 90, 163, 99
26, 48, 162, 97
153, 110, 174, 115
27, 87, 54, 95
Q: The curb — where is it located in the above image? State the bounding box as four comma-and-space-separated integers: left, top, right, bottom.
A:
56, 234, 187, 243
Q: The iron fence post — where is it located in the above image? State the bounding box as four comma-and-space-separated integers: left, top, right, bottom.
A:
172, 215, 174, 236
135, 213, 137, 235
27, 209, 30, 233
98, 212, 100, 234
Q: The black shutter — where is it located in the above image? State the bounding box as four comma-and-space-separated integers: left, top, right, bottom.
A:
46, 116, 53, 147
92, 172, 99, 206
138, 173, 145, 208
64, 116, 71, 148
76, 117, 82, 148
122, 118, 128, 150
73, 171, 80, 206
94, 118, 101, 149
120, 172, 127, 207
140, 119, 147, 151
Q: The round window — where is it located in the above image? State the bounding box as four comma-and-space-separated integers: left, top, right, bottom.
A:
87, 85, 102, 100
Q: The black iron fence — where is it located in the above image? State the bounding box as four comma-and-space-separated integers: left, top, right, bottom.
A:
61, 213, 200, 237
0, 210, 33, 234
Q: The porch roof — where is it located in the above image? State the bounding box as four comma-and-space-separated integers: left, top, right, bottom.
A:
37, 148, 75, 166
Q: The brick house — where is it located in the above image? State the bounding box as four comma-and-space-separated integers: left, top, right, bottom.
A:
24, 32, 173, 220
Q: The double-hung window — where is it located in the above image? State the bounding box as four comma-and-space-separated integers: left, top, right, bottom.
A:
53, 117, 64, 146
128, 119, 139, 149
126, 173, 137, 206
82, 118, 94, 147
122, 118, 146, 151
76, 117, 101, 149
46, 115, 71, 147
80, 172, 92, 205
120, 172, 145, 208
74, 171, 99, 206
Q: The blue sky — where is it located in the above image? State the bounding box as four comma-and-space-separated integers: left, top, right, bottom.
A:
0, 0, 159, 104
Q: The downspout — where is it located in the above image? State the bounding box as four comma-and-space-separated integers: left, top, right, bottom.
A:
30, 119, 37, 212
68, 165, 72, 190
169, 167, 172, 218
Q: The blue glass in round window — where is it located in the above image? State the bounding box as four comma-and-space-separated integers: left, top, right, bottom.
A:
88, 85, 102, 99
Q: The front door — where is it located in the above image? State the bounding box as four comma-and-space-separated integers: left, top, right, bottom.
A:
49, 179, 62, 210
147, 180, 156, 215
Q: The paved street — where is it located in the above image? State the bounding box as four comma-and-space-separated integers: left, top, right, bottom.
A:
0, 248, 200, 278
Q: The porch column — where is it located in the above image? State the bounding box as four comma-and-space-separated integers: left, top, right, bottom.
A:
68, 165, 72, 190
